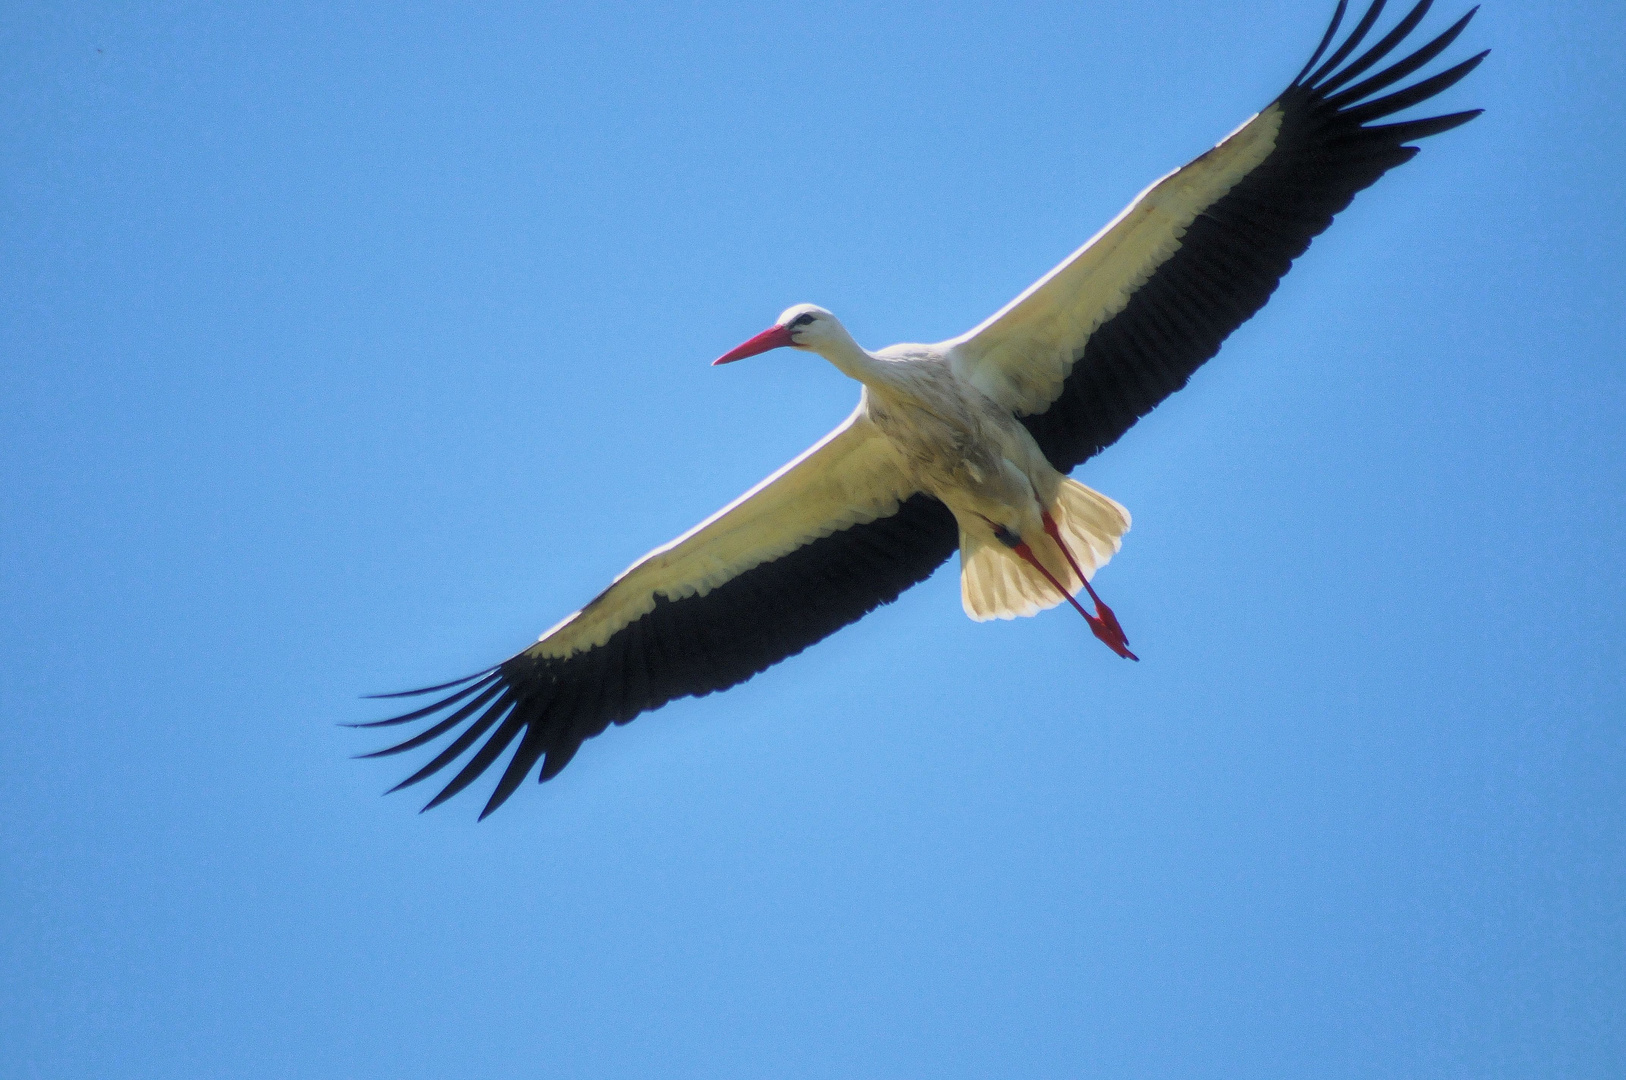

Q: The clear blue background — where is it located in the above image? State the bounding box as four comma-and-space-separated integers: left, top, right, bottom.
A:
4, 1, 1622, 1076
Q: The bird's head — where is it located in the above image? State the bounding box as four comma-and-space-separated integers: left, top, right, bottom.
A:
712, 304, 842, 365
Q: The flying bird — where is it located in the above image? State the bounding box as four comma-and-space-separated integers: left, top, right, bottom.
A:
356, 0, 1485, 817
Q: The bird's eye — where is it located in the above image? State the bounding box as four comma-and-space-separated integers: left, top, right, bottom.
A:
790, 313, 816, 328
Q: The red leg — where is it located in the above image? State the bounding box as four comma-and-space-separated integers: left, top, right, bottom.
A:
999, 525, 1138, 662
1040, 511, 1136, 660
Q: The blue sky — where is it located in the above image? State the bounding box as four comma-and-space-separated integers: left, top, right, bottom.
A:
3, 1, 1623, 1077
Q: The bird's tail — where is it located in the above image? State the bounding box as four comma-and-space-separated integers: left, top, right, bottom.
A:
959, 479, 1130, 621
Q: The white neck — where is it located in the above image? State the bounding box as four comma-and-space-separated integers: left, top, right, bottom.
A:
806, 324, 888, 387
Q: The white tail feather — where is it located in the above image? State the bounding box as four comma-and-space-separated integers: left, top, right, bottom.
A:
959, 480, 1130, 621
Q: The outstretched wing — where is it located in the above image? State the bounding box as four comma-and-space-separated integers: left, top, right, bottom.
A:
944, 0, 1486, 471
355, 405, 959, 817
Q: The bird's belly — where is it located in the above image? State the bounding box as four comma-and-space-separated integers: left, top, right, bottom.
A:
871, 405, 1034, 518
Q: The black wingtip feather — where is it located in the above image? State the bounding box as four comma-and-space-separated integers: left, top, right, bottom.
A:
539, 741, 582, 782
362, 667, 496, 700
421, 712, 527, 812
1306, 0, 1392, 89
476, 708, 553, 819
1316, 0, 1439, 96
1294, 0, 1350, 86
1368, 108, 1484, 142
346, 673, 501, 728
359, 682, 506, 759
384, 691, 515, 794
1341, 50, 1488, 125
1324, 6, 1477, 108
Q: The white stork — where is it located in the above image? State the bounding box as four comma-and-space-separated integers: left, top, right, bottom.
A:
356, 0, 1485, 817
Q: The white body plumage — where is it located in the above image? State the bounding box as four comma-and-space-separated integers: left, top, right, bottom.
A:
773, 305, 1131, 623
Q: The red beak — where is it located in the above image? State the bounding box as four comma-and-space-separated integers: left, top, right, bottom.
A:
713, 323, 796, 365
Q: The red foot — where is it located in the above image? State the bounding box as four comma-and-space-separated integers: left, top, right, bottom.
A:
1038, 511, 1137, 660
1012, 534, 1139, 662
1085, 607, 1138, 661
